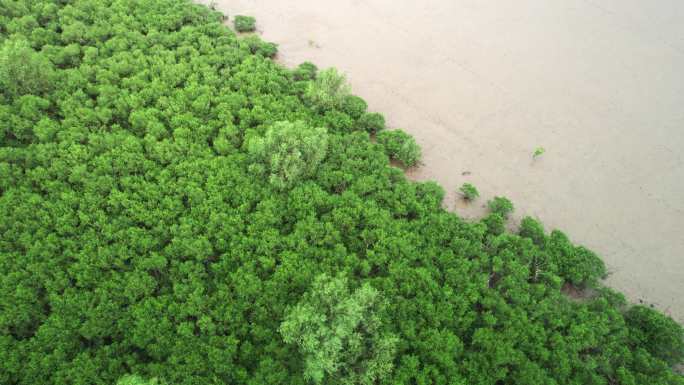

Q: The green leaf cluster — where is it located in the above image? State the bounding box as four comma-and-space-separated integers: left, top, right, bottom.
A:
305, 67, 352, 112
234, 15, 256, 32
280, 274, 397, 384
459, 182, 479, 201
247, 120, 328, 190
0, 38, 55, 99
376, 129, 421, 167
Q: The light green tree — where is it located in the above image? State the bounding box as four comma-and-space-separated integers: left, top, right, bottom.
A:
0, 38, 54, 99
280, 274, 398, 385
248, 121, 329, 189
116, 375, 161, 385
304, 67, 351, 111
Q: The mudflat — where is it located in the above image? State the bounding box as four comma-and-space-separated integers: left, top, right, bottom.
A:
206, 0, 684, 321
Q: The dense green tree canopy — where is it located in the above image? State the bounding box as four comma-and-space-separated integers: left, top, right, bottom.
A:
280, 274, 397, 385
0, 1, 682, 385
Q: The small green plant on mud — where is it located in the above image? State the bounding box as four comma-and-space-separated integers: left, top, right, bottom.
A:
459, 183, 479, 201
234, 15, 256, 32
488, 196, 514, 219
304, 67, 351, 111
533, 147, 545, 159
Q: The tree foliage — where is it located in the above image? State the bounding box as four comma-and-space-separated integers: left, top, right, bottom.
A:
116, 375, 162, 385
280, 274, 397, 384
626, 306, 684, 366
487, 196, 514, 219
234, 15, 256, 32
356, 112, 385, 134
0, 38, 54, 99
0, 1, 681, 385
305, 67, 351, 111
376, 129, 421, 167
247, 120, 328, 189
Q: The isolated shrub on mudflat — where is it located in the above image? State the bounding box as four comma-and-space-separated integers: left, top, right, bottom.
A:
376, 129, 421, 167
459, 183, 479, 201
234, 15, 256, 32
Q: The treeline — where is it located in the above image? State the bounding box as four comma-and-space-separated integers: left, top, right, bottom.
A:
0, 0, 682, 384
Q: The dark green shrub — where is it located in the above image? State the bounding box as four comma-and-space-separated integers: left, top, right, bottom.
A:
519, 216, 545, 246
376, 129, 421, 167
294, 61, 318, 81
625, 306, 684, 366
414, 181, 445, 211
483, 213, 506, 236
488, 196, 514, 219
357, 111, 385, 134
0, 38, 54, 99
241, 35, 277, 58
341, 95, 367, 120
547, 230, 607, 287
234, 15, 256, 32
322, 110, 354, 133
459, 183, 479, 201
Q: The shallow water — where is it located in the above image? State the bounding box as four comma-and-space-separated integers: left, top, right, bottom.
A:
205, 0, 684, 321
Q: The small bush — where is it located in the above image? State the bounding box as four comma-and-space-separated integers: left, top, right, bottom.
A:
487, 196, 514, 219
377, 129, 421, 167
0, 38, 54, 99
357, 111, 385, 134
533, 147, 545, 159
234, 15, 256, 32
304, 67, 351, 111
293, 61, 318, 81
241, 35, 277, 58
459, 183, 479, 201
483, 213, 505, 236
341, 95, 368, 120
547, 230, 607, 287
